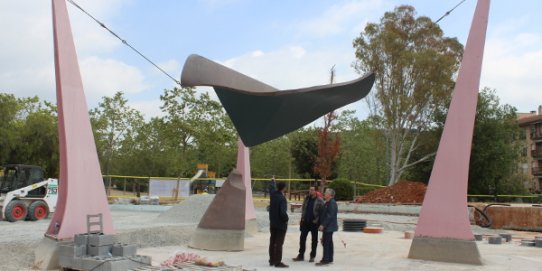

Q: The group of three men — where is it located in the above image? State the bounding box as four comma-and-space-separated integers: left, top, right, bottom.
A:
268, 179, 338, 268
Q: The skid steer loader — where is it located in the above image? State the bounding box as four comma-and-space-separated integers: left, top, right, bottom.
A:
0, 164, 58, 222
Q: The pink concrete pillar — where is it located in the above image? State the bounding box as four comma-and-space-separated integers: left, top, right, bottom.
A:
46, 0, 114, 239
236, 139, 256, 221
408, 0, 490, 265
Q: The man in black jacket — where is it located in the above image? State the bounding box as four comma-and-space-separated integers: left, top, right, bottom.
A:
269, 182, 289, 268
316, 188, 338, 266
293, 186, 324, 262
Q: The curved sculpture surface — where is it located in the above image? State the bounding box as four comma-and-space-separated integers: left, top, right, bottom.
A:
181, 54, 375, 147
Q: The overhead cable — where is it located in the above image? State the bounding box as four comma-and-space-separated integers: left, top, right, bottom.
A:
67, 0, 181, 86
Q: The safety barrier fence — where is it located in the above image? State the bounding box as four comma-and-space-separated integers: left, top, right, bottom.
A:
102, 175, 542, 203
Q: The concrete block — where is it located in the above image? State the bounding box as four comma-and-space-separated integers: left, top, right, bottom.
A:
88, 245, 112, 256
105, 258, 132, 271
58, 244, 75, 259
88, 234, 114, 246
474, 234, 483, 241
74, 257, 104, 271
129, 255, 152, 265
488, 236, 502, 244
75, 233, 89, 246
112, 243, 137, 257
499, 233, 512, 242
535, 239, 542, 247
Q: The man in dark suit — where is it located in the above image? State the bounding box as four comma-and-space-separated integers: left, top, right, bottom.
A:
269, 182, 289, 268
293, 186, 324, 262
316, 188, 338, 266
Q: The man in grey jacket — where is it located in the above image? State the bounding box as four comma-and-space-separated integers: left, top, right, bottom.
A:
316, 188, 338, 266
293, 186, 324, 262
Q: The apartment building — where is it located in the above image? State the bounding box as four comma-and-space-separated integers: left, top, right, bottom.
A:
518, 106, 542, 192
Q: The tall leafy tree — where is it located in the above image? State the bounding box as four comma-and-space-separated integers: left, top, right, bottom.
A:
290, 128, 319, 179
468, 88, 526, 195
337, 117, 387, 185
160, 87, 233, 177
90, 91, 143, 175
251, 136, 291, 179
0, 94, 59, 176
314, 111, 340, 189
353, 5, 463, 185
0, 93, 22, 165
314, 67, 341, 190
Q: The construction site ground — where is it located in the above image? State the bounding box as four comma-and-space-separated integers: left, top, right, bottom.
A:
1, 201, 542, 271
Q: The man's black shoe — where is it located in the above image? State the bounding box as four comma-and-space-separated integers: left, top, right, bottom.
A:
275, 262, 289, 268
309, 258, 315, 263
316, 261, 330, 266
292, 255, 304, 261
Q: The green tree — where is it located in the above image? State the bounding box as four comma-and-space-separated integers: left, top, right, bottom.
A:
290, 128, 319, 179
0, 93, 22, 165
90, 91, 144, 176
353, 5, 463, 185
160, 87, 232, 177
468, 88, 526, 195
337, 117, 387, 186
0, 94, 59, 176
251, 136, 291, 179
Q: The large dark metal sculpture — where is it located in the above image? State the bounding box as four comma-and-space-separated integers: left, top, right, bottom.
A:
181, 54, 375, 147
182, 54, 375, 251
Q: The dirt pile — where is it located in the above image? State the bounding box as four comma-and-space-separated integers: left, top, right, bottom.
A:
355, 181, 426, 204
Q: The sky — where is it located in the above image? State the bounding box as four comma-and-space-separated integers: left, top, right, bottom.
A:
1, 0, 541, 120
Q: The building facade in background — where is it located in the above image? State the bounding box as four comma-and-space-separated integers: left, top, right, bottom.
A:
518, 106, 542, 192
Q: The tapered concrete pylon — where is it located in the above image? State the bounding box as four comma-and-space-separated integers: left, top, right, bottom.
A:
408, 0, 490, 265
35, 0, 114, 269
236, 139, 258, 233
47, 0, 114, 240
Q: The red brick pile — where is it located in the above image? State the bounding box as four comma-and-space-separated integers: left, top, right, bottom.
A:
355, 181, 427, 204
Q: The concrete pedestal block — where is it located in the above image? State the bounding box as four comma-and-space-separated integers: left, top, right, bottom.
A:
408, 237, 482, 265
245, 219, 259, 235
190, 169, 246, 251
189, 228, 245, 251
34, 237, 68, 270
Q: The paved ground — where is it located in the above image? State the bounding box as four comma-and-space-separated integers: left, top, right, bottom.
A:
142, 226, 542, 271
1, 204, 542, 270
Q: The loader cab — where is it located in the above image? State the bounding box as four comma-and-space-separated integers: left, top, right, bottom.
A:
0, 164, 45, 195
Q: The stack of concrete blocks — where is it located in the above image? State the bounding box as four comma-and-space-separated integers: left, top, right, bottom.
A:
58, 233, 151, 271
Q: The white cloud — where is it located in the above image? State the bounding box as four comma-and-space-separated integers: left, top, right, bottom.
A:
128, 99, 165, 120
149, 59, 182, 80
80, 56, 149, 104
296, 0, 385, 37
481, 21, 542, 113
0, 0, 150, 107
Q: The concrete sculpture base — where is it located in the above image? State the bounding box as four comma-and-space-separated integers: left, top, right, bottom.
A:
34, 237, 64, 270
408, 237, 482, 265
189, 170, 246, 251
245, 219, 259, 235
189, 228, 245, 251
